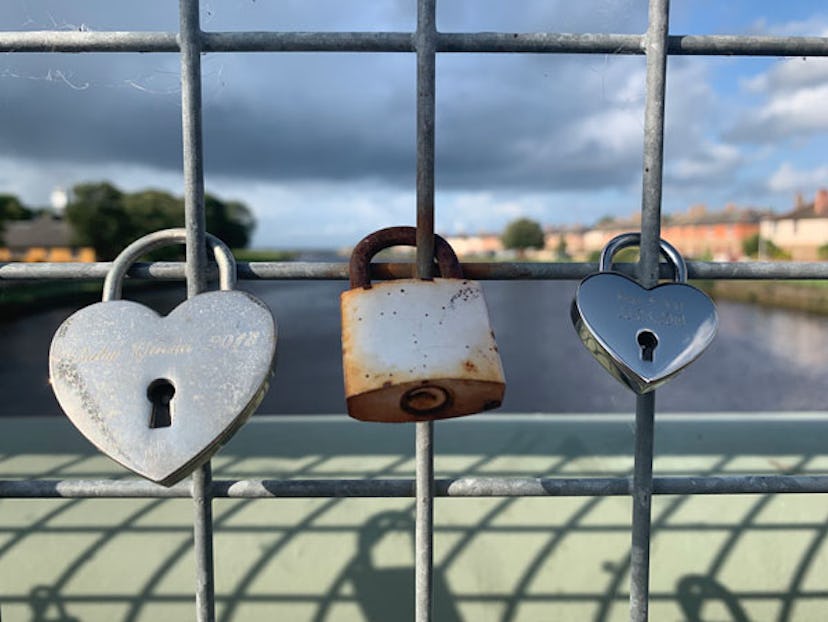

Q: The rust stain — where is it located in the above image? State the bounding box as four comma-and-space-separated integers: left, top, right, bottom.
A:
464, 360, 478, 373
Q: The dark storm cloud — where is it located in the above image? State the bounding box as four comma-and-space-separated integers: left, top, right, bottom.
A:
0, 1, 651, 193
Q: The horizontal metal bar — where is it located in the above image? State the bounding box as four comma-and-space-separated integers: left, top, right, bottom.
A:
2, 30, 828, 57
0, 474, 826, 499
203, 31, 414, 53
0, 31, 179, 53
2, 260, 828, 281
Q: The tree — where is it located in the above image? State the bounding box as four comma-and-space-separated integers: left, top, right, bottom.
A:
66, 182, 256, 260
501, 218, 544, 256
66, 182, 132, 260
742, 233, 790, 260
555, 234, 570, 261
0, 194, 34, 244
0, 194, 32, 222
205, 194, 255, 249
123, 190, 184, 235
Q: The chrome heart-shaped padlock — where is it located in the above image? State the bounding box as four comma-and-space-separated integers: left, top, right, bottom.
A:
571, 232, 717, 394
49, 229, 277, 486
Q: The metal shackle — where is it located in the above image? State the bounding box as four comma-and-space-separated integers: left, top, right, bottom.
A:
599, 232, 687, 283
349, 226, 463, 289
102, 228, 237, 301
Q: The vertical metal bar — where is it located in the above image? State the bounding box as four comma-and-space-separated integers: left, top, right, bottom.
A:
180, 2, 215, 621
191, 464, 215, 621
180, 0, 208, 297
631, 1, 670, 621
415, 1, 437, 621
639, 0, 670, 280
630, 392, 655, 621
415, 0, 437, 276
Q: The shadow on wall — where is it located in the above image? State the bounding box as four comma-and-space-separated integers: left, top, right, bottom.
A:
10, 461, 826, 622
3, 416, 828, 621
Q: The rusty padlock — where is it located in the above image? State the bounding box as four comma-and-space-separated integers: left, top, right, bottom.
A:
341, 226, 505, 422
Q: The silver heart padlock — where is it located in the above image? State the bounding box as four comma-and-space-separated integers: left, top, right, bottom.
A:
49, 229, 277, 486
571, 232, 717, 394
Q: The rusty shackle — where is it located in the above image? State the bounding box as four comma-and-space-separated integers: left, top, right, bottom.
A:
349, 226, 464, 289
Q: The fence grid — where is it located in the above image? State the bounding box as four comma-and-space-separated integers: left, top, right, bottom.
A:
2, 2, 828, 621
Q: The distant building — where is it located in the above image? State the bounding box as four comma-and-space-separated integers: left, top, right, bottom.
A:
443, 233, 503, 258
662, 204, 765, 261
544, 226, 588, 259
0, 214, 95, 262
761, 190, 828, 260
579, 206, 763, 261
582, 213, 642, 258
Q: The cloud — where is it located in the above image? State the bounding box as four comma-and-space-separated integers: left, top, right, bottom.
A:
729, 55, 828, 142
767, 162, 828, 194
4, 2, 820, 245
669, 142, 743, 184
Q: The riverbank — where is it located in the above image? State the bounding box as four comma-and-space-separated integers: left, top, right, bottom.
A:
709, 280, 828, 316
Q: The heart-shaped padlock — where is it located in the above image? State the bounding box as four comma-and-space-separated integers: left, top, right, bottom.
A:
49, 229, 277, 486
571, 232, 717, 394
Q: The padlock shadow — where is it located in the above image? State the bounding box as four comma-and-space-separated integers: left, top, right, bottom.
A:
314, 509, 462, 622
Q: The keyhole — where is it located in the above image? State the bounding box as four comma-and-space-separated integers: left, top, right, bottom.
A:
147, 379, 175, 428
637, 330, 658, 362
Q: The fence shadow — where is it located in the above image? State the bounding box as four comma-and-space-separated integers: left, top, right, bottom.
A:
1, 416, 827, 621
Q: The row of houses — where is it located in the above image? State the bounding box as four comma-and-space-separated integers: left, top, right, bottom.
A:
4, 190, 828, 264
445, 190, 828, 262
0, 214, 95, 263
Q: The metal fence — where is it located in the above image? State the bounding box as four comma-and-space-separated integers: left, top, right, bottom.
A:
2, 1, 828, 621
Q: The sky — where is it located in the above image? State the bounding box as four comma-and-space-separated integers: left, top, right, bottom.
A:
1, 1, 828, 248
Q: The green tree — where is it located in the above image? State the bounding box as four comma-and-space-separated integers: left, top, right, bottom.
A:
555, 234, 570, 261
0, 194, 32, 222
123, 189, 184, 235
66, 182, 256, 259
205, 194, 255, 249
742, 233, 790, 260
66, 182, 132, 260
0, 194, 34, 244
501, 218, 544, 256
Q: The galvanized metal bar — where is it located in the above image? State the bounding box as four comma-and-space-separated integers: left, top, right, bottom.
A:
5, 31, 828, 57
2, 474, 828, 498
5, 260, 828, 281
180, 1, 208, 298
629, 1, 670, 619
639, 0, 670, 283
191, 465, 215, 621
630, 393, 656, 622
414, 1, 437, 619
415, 5, 437, 278
179, 2, 215, 621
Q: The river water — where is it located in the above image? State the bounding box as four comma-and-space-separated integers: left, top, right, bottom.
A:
3, 276, 828, 416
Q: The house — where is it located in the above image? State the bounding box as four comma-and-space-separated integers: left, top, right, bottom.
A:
581, 205, 763, 261
442, 233, 503, 258
661, 204, 765, 261
544, 225, 588, 259
0, 214, 95, 262
760, 190, 828, 261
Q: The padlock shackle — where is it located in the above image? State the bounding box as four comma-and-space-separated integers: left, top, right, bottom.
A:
349, 226, 463, 289
102, 228, 237, 301
599, 232, 687, 283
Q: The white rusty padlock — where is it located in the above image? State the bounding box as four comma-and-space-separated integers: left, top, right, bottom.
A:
341, 226, 505, 422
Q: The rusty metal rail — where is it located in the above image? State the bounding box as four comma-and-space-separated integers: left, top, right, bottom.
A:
2, 1, 828, 621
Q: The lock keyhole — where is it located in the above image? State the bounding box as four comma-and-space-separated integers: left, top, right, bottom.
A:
147, 379, 175, 428
637, 330, 658, 362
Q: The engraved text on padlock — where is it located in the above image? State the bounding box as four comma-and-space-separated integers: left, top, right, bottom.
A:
49, 229, 277, 486
571, 233, 718, 394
